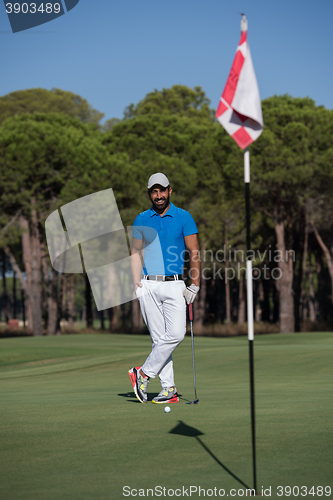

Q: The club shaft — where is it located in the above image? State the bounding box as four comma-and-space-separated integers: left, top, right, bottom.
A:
190, 320, 197, 400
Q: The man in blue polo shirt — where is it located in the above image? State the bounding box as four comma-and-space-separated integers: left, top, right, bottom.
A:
129, 172, 200, 404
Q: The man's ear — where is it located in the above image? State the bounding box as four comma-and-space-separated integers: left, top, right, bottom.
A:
168, 187, 172, 197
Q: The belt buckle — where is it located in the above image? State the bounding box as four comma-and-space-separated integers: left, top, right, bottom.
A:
156, 275, 164, 282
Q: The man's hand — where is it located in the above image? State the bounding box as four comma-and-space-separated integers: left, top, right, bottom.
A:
183, 284, 200, 304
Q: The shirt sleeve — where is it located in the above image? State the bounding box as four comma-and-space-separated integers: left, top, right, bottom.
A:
132, 215, 143, 240
182, 210, 198, 237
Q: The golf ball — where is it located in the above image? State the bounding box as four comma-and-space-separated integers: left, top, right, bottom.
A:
164, 406, 171, 413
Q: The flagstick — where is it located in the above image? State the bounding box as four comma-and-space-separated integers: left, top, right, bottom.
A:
244, 146, 257, 494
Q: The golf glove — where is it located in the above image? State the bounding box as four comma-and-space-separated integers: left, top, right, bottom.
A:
183, 284, 200, 305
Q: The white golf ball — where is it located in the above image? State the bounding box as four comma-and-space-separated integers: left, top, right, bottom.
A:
164, 406, 171, 413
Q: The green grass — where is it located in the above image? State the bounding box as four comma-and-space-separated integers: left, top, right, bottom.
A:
0, 333, 332, 500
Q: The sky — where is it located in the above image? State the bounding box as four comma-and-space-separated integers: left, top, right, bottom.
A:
1, 0, 333, 123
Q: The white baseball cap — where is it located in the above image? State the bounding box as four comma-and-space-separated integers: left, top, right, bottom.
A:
147, 173, 170, 189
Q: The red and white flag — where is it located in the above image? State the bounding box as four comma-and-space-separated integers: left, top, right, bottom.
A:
216, 15, 263, 149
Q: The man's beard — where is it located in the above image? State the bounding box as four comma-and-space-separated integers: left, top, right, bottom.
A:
151, 193, 170, 213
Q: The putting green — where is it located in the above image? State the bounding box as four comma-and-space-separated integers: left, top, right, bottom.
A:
0, 333, 332, 499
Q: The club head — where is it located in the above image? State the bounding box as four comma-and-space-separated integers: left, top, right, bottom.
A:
186, 399, 199, 405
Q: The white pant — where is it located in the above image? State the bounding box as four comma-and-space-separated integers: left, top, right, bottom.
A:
136, 279, 186, 388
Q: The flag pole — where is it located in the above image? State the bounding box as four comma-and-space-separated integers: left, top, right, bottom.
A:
215, 13, 262, 494
244, 146, 257, 494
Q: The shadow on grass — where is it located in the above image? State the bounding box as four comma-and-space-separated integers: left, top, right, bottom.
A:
118, 392, 186, 403
169, 420, 250, 490
118, 392, 142, 403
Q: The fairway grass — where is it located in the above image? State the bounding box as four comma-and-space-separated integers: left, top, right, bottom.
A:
0, 333, 332, 500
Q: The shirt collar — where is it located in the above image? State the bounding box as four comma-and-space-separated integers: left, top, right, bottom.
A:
150, 202, 176, 218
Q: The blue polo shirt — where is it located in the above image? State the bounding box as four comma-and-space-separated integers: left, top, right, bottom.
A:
132, 202, 198, 276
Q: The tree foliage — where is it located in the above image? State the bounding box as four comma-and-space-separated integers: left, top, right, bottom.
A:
0, 113, 109, 220
0, 88, 104, 127
123, 85, 214, 121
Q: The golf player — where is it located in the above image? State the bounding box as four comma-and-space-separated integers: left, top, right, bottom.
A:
129, 172, 200, 404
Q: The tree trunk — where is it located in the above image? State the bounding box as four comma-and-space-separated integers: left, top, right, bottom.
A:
237, 271, 245, 332
308, 253, 316, 321
3, 245, 29, 329
272, 281, 279, 323
12, 271, 17, 318
274, 210, 295, 333
293, 247, 302, 333
21, 288, 26, 327
253, 270, 259, 322
300, 212, 309, 321
314, 250, 326, 321
311, 223, 333, 304
99, 309, 104, 330
256, 278, 264, 322
26, 299, 33, 330
19, 209, 43, 336
108, 308, 113, 331
262, 274, 270, 322
225, 234, 231, 334
48, 270, 60, 335
67, 274, 75, 326
40, 241, 60, 336
20, 215, 34, 330
30, 204, 43, 336
111, 305, 120, 331
61, 274, 67, 322
85, 274, 93, 328
2, 252, 9, 323
48, 271, 59, 336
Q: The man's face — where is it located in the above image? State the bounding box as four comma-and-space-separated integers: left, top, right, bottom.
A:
149, 184, 172, 213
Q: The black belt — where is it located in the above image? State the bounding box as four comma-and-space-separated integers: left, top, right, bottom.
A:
143, 275, 183, 282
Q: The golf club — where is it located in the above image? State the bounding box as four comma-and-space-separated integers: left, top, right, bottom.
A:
186, 303, 199, 404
